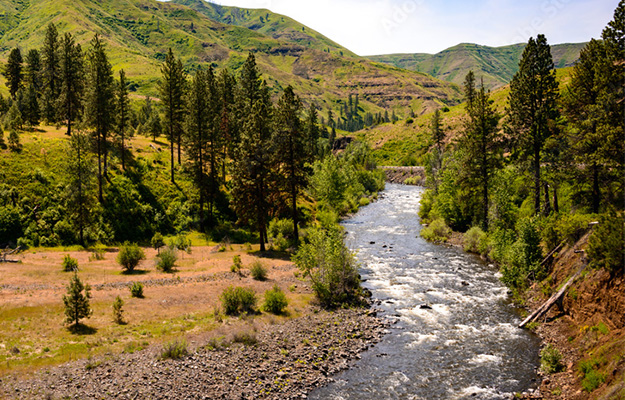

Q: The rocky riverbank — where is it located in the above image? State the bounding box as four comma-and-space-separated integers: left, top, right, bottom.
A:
1, 307, 388, 400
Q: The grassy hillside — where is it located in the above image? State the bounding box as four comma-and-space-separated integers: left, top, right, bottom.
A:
368, 42, 585, 90
363, 67, 574, 166
0, 0, 462, 116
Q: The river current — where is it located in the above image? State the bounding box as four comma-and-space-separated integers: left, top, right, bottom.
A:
310, 184, 540, 400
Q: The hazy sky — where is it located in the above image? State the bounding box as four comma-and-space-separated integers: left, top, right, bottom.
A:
206, 0, 619, 55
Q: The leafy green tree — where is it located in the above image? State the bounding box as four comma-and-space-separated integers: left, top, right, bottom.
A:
63, 272, 92, 328
117, 242, 146, 273
274, 86, 310, 241
66, 132, 96, 246
508, 34, 559, 216
159, 48, 186, 183
84, 34, 115, 203
293, 226, 360, 307
4, 47, 23, 99
58, 33, 83, 136
116, 69, 131, 170
41, 23, 61, 123
459, 71, 501, 230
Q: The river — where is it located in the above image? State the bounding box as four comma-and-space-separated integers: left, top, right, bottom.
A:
310, 184, 540, 400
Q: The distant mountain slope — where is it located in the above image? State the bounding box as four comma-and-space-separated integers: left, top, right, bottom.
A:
368, 42, 585, 90
0, 0, 462, 116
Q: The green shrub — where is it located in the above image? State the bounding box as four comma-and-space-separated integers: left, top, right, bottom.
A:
463, 227, 487, 254
156, 247, 177, 272
232, 331, 258, 346
263, 285, 288, 314
130, 282, 144, 298
293, 226, 361, 307
588, 212, 624, 275
358, 197, 370, 207
316, 208, 339, 229
250, 261, 268, 281
169, 233, 191, 253
117, 242, 146, 273
231, 255, 242, 275
160, 339, 188, 360
112, 296, 124, 324
540, 344, 564, 374
62, 254, 79, 272
151, 232, 165, 252
579, 358, 606, 392
268, 218, 294, 241
89, 244, 106, 261
420, 218, 452, 243
220, 286, 257, 315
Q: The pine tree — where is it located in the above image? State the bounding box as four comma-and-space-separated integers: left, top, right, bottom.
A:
41, 23, 61, 123
231, 59, 274, 251
66, 132, 96, 246
159, 48, 186, 183
185, 69, 209, 226
274, 86, 310, 241
4, 47, 23, 99
63, 272, 92, 327
305, 103, 320, 158
217, 68, 237, 181
58, 33, 84, 136
84, 34, 115, 203
116, 69, 130, 170
24, 49, 42, 94
429, 108, 445, 193
23, 84, 40, 127
508, 34, 559, 215
459, 71, 501, 230
205, 66, 222, 222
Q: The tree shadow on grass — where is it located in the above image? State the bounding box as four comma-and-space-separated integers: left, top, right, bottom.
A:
251, 250, 291, 261
68, 323, 98, 335
121, 269, 150, 276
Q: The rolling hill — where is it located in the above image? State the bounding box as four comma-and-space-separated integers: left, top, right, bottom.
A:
368, 42, 585, 90
0, 0, 463, 116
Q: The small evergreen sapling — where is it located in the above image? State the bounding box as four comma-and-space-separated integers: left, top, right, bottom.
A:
63, 272, 92, 327
112, 295, 124, 324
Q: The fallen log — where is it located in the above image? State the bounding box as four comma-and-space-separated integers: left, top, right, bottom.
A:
519, 262, 586, 328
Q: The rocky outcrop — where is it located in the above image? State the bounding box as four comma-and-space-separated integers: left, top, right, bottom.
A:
379, 166, 425, 185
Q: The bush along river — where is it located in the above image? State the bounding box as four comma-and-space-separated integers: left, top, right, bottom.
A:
310, 183, 541, 400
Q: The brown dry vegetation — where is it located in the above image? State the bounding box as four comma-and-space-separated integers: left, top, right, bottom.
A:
521, 232, 625, 399
0, 244, 311, 378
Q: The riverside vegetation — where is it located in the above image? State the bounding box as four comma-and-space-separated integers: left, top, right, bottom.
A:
418, 3, 624, 398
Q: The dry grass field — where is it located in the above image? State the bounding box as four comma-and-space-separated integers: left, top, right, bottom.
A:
0, 244, 312, 378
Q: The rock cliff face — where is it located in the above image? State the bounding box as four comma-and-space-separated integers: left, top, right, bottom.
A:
379, 166, 426, 185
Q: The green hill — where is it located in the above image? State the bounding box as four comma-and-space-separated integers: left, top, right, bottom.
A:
368, 42, 585, 90
0, 0, 462, 116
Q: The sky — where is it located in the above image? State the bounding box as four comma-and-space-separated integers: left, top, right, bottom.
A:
206, 0, 619, 55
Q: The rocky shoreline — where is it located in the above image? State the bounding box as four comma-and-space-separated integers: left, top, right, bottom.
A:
1, 307, 388, 399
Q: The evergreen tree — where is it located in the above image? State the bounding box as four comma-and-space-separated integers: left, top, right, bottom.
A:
184, 69, 210, 226
231, 67, 274, 251
217, 68, 237, 181
63, 272, 92, 327
205, 66, 222, 222
23, 84, 40, 127
274, 86, 310, 241
429, 108, 445, 192
41, 23, 61, 123
24, 49, 42, 94
305, 103, 320, 157
159, 48, 186, 183
58, 33, 84, 136
508, 34, 559, 215
459, 71, 501, 230
4, 47, 23, 99
66, 132, 96, 245
84, 34, 115, 203
116, 69, 131, 170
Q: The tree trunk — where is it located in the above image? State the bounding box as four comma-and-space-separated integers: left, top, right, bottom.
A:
553, 186, 559, 214
170, 129, 175, 184
97, 133, 103, 203
592, 162, 600, 214
534, 138, 541, 215
543, 182, 551, 216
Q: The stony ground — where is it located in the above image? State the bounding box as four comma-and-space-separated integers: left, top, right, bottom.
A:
1, 307, 387, 400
